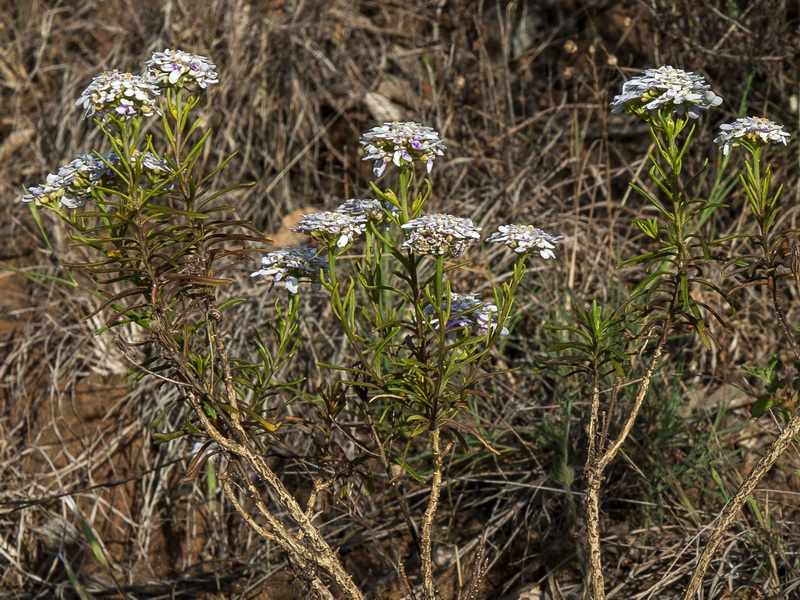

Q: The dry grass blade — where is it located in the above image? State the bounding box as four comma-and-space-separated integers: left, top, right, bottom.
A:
2, 1, 800, 598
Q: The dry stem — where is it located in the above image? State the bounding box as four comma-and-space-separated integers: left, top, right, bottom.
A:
188, 386, 366, 600
420, 426, 444, 600
682, 276, 800, 598
152, 306, 365, 600
681, 411, 800, 599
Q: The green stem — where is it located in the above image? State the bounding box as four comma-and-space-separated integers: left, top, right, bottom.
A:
326, 245, 391, 394
398, 165, 412, 222
664, 119, 688, 268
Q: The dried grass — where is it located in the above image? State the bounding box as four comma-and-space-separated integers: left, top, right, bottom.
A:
2, 0, 800, 598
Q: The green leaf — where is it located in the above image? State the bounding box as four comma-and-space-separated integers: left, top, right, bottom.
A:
202, 401, 217, 419
749, 396, 773, 418
59, 555, 93, 600
152, 430, 189, 443
742, 355, 779, 384
634, 218, 660, 239
389, 455, 426, 483
148, 400, 181, 428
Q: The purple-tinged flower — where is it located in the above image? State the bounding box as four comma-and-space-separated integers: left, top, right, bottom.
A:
610, 66, 722, 120
102, 150, 172, 174
145, 49, 219, 90
401, 213, 481, 257
714, 116, 790, 156
423, 292, 508, 337
136, 151, 171, 173
360, 122, 446, 177
21, 151, 174, 209
22, 154, 114, 208
291, 211, 367, 248
22, 172, 79, 208
251, 247, 329, 294
335, 198, 399, 224
124, 150, 172, 173
486, 224, 563, 259
75, 70, 162, 120
75, 153, 118, 182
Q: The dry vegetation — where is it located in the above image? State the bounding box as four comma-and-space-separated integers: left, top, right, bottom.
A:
2, 1, 800, 598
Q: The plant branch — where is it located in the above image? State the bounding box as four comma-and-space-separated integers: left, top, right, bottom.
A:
681, 409, 800, 599
420, 425, 444, 600
222, 473, 337, 600
584, 321, 671, 600
180, 383, 365, 600
360, 399, 422, 554
683, 269, 800, 597
769, 273, 800, 360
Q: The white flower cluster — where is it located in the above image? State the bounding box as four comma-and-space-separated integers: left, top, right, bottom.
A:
486, 224, 564, 259
401, 213, 481, 257
423, 292, 508, 337
22, 153, 116, 208
21, 151, 172, 208
75, 49, 218, 120
145, 49, 219, 90
714, 116, 791, 156
22, 169, 88, 209
610, 66, 722, 120
251, 247, 329, 294
360, 122, 446, 177
291, 211, 367, 248
336, 198, 399, 224
76, 70, 162, 120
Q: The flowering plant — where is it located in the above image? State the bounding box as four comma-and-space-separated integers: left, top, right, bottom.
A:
545, 64, 798, 600
714, 116, 791, 156
267, 119, 561, 598
21, 51, 561, 600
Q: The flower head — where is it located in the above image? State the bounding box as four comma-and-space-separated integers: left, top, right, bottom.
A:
22, 154, 114, 208
134, 150, 172, 172
21, 151, 174, 209
291, 211, 367, 248
145, 49, 219, 90
610, 66, 722, 120
714, 116, 790, 156
109, 150, 172, 174
486, 224, 564, 259
423, 292, 508, 337
401, 213, 481, 257
22, 171, 82, 208
360, 122, 446, 177
335, 198, 399, 224
251, 247, 329, 294
75, 70, 162, 119
75, 152, 119, 181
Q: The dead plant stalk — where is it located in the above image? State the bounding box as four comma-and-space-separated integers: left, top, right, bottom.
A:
681, 410, 800, 599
